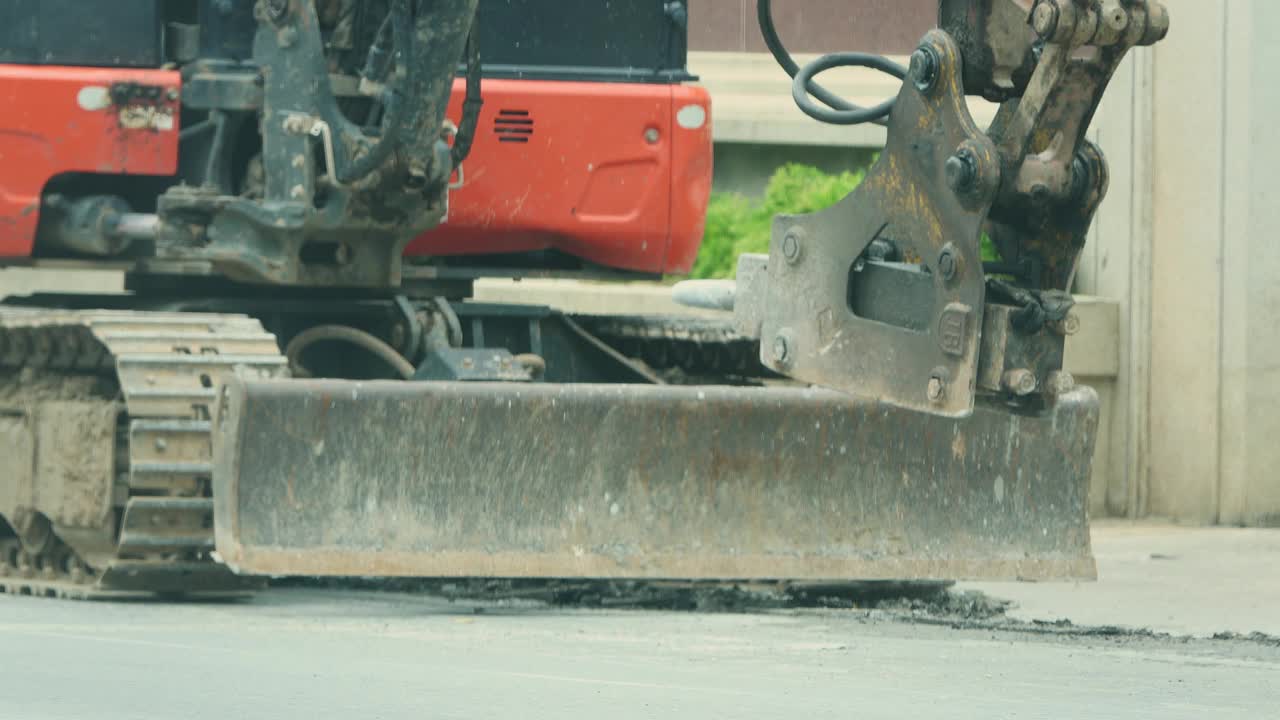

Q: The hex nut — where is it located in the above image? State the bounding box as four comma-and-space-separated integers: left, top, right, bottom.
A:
937, 245, 959, 281
1031, 2, 1060, 39
910, 46, 940, 93
927, 376, 946, 403
782, 229, 804, 265
1002, 368, 1038, 396
945, 151, 977, 195
773, 334, 790, 364
1046, 370, 1075, 396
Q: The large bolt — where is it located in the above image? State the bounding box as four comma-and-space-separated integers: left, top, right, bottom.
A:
1002, 368, 1038, 396
772, 334, 791, 364
1141, 4, 1171, 46
926, 376, 946, 403
1069, 154, 1090, 202
782, 229, 804, 265
1031, 1, 1061, 40
1101, 1, 1128, 32
1046, 371, 1075, 396
910, 46, 940, 93
644, 128, 661, 144
1029, 183, 1051, 205
1051, 312, 1080, 336
937, 244, 959, 281
945, 150, 978, 195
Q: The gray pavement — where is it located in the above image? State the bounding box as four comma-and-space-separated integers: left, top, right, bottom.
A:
1, 524, 1278, 719
965, 520, 1280, 637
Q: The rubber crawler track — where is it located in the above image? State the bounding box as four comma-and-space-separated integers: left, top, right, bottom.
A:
0, 307, 286, 599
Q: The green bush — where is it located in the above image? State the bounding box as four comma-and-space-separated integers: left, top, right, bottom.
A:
687, 162, 998, 280
689, 163, 867, 279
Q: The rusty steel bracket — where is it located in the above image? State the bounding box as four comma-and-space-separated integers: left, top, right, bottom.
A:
748, 30, 1000, 418
984, 0, 1170, 290
737, 3, 1170, 416
212, 377, 1099, 582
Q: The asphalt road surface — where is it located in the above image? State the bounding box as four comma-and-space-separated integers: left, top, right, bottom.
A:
1, 586, 1276, 720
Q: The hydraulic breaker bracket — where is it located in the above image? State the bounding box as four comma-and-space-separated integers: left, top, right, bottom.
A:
748, 30, 999, 418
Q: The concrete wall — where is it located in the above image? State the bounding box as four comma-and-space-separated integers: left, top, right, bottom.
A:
1147, 0, 1280, 526
689, 0, 933, 55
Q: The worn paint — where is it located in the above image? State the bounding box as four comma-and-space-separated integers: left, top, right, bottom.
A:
214, 378, 1099, 582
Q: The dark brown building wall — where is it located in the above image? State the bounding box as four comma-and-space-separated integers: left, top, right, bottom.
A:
690, 0, 936, 56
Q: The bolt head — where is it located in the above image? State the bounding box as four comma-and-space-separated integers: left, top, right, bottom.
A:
926, 376, 946, 402
772, 335, 790, 364
644, 128, 661, 144
782, 230, 803, 264
937, 246, 958, 281
1142, 4, 1171, 45
910, 46, 939, 93
1046, 371, 1075, 396
945, 151, 977, 194
1054, 312, 1080, 336
1003, 368, 1038, 396
1029, 183, 1051, 204
1031, 2, 1060, 39
1105, 5, 1129, 32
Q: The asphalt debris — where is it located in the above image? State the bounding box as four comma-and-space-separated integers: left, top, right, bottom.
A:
272, 577, 957, 613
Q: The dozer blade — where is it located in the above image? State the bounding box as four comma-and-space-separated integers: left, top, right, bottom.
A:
212, 379, 1098, 582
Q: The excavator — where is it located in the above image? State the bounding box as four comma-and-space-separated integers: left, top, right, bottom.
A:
0, 0, 1168, 598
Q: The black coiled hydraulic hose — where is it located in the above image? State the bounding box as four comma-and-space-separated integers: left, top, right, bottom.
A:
451, 25, 483, 169
756, 0, 907, 126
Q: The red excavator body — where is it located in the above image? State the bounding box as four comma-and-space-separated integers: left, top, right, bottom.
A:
415, 79, 712, 276
0, 70, 711, 276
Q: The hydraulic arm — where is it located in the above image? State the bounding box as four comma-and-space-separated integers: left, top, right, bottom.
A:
731, 0, 1168, 417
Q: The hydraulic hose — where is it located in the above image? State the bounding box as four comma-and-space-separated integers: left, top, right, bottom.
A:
451, 26, 483, 169
285, 325, 417, 380
338, 0, 415, 184
756, 0, 906, 126
791, 52, 905, 126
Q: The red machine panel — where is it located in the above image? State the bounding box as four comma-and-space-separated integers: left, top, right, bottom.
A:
0, 65, 181, 257
408, 79, 713, 275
